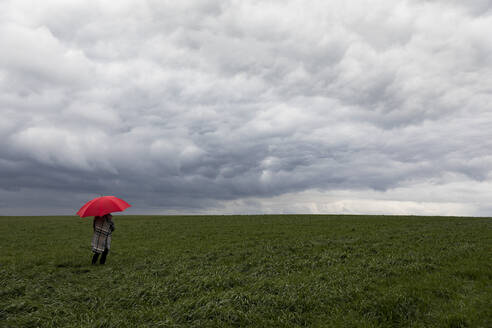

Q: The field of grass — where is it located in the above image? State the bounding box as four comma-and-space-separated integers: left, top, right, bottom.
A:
1, 215, 491, 327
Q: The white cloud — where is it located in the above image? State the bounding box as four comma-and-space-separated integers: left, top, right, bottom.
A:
1, 0, 491, 216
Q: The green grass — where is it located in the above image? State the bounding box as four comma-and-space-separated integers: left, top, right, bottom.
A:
1, 215, 491, 327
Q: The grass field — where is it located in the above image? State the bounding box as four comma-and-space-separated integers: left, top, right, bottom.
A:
1, 215, 491, 327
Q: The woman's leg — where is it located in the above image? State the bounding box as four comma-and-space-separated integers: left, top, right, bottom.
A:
92, 252, 100, 264
99, 248, 109, 264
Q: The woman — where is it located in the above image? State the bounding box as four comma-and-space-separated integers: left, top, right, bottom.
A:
91, 213, 115, 265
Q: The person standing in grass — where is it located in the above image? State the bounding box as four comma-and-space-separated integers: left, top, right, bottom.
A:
91, 213, 115, 265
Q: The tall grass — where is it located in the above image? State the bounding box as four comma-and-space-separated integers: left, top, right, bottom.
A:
1, 215, 491, 327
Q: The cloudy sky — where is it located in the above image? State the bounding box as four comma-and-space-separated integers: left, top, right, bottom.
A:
1, 0, 491, 216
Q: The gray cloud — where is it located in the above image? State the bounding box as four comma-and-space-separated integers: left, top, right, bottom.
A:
1, 0, 491, 216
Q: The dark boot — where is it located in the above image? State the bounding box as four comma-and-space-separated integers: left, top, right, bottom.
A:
100, 249, 109, 264
92, 253, 100, 265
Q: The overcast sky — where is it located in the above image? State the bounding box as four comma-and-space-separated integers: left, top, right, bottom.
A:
1, 0, 491, 216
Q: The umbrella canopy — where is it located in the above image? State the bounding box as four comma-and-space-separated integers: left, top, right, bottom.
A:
77, 196, 131, 218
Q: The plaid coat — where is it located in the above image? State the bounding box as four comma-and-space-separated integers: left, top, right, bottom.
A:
92, 217, 115, 253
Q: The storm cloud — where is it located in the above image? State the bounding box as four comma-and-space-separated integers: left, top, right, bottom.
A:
1, 0, 491, 215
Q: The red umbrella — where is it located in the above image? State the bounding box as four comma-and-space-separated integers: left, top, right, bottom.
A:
76, 196, 131, 218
